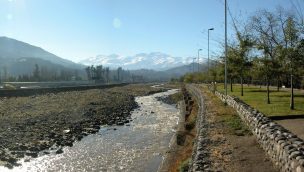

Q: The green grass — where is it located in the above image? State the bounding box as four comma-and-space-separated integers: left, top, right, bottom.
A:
169, 92, 183, 104
215, 84, 304, 116
224, 114, 251, 136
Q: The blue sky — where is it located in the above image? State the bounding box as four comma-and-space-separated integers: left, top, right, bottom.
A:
0, 0, 301, 62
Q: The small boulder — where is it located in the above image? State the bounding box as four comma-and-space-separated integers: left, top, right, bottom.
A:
56, 148, 63, 154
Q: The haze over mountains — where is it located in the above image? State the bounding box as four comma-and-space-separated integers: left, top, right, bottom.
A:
78, 53, 208, 81
0, 37, 83, 68
78, 51, 208, 81
0, 37, 84, 77
79, 52, 192, 70
0, 36, 205, 81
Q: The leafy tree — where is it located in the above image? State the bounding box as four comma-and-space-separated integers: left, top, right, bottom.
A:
117, 67, 123, 82
250, 10, 281, 104
33, 64, 40, 81
85, 66, 92, 80
281, 16, 301, 109
96, 65, 103, 81
105, 67, 110, 83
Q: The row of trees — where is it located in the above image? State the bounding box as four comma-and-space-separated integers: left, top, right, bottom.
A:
0, 64, 82, 82
30, 64, 82, 81
85, 65, 145, 83
85, 65, 111, 82
182, 7, 304, 109
0, 64, 146, 83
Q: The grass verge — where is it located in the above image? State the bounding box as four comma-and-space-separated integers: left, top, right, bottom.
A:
216, 84, 304, 116
200, 84, 277, 172
201, 85, 251, 136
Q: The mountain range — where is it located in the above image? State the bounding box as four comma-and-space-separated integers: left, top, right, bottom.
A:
129, 62, 206, 81
0, 37, 84, 77
78, 52, 193, 70
0, 36, 204, 81
0, 37, 83, 69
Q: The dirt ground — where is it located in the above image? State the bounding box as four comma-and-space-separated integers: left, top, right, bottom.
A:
200, 86, 278, 172
0, 84, 165, 168
276, 119, 304, 140
227, 135, 277, 172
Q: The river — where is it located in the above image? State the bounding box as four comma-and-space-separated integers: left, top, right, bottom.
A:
1, 89, 180, 172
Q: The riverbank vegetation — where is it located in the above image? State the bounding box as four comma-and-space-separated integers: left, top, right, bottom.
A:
176, 100, 198, 172
163, 88, 198, 172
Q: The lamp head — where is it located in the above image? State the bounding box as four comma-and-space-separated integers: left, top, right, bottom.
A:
209, 28, 214, 31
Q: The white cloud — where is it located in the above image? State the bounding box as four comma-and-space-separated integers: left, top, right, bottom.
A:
112, 18, 122, 29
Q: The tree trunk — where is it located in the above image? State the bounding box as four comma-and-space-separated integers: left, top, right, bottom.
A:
267, 77, 270, 104
224, 79, 226, 89
290, 74, 294, 110
230, 77, 233, 92
277, 76, 280, 92
241, 77, 244, 96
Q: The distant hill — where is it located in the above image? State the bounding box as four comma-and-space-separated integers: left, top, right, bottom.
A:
129, 63, 207, 81
164, 62, 207, 76
0, 37, 83, 69
2, 57, 72, 76
0, 37, 84, 77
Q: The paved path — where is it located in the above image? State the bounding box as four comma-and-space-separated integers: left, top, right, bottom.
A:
276, 119, 304, 140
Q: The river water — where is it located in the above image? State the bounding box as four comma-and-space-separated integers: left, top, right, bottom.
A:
1, 89, 180, 172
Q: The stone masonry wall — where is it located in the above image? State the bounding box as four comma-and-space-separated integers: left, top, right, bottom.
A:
187, 85, 210, 171
214, 90, 304, 172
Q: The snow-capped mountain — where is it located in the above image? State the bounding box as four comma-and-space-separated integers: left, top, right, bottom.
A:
78, 52, 192, 70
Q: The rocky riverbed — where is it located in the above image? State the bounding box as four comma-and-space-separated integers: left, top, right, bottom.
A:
0, 84, 166, 168
155, 92, 182, 105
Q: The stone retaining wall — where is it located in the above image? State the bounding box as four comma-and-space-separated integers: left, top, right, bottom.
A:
186, 85, 210, 171
214, 90, 304, 172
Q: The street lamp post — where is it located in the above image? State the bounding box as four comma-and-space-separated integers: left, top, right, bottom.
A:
208, 28, 214, 72
192, 58, 196, 73
225, 0, 228, 102
198, 49, 202, 72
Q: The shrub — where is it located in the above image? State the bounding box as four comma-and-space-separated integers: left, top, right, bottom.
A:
176, 131, 186, 145
179, 158, 190, 172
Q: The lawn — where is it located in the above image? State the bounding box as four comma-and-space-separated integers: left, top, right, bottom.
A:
214, 84, 304, 116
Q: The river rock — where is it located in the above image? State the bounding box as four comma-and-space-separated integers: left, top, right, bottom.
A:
25, 152, 38, 158
56, 148, 63, 154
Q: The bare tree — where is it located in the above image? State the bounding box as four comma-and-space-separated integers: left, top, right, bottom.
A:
250, 10, 281, 104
